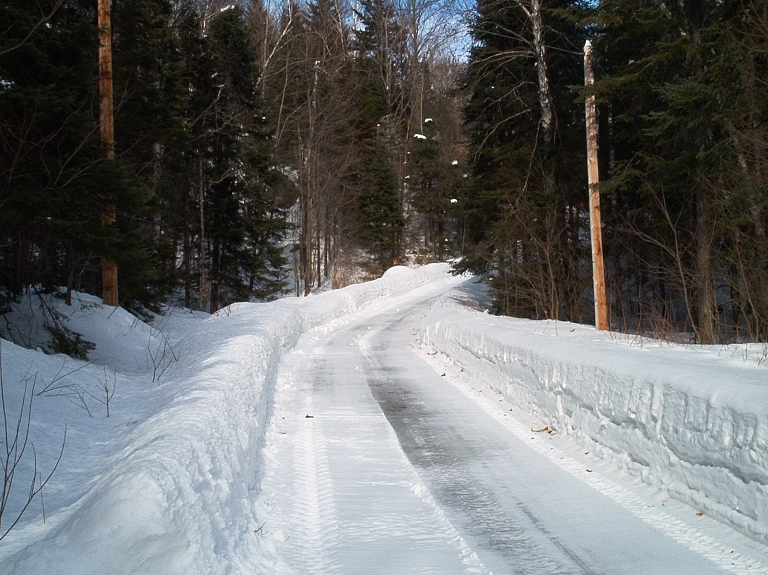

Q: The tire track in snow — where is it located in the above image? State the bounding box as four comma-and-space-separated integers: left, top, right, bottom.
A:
265, 317, 484, 575
359, 334, 492, 575
418, 347, 768, 575
286, 377, 341, 574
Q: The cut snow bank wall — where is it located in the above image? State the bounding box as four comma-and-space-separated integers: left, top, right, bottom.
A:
2, 264, 451, 575
420, 306, 768, 545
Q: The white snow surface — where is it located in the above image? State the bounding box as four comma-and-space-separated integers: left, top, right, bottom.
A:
0, 265, 450, 574
0, 264, 766, 573
420, 303, 768, 546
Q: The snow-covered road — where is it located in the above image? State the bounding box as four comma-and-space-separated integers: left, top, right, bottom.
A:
259, 279, 744, 574
2, 265, 766, 574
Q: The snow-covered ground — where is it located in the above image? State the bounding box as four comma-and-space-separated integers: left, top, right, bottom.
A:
420, 297, 768, 546
0, 265, 766, 573
0, 265, 452, 572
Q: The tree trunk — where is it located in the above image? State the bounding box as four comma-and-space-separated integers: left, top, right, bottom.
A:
210, 238, 220, 313
747, 54, 768, 339
302, 189, 313, 296
531, 0, 553, 141
184, 182, 191, 309
98, 0, 118, 306
66, 242, 73, 306
316, 204, 322, 289
584, 41, 608, 330
696, 187, 716, 343
198, 159, 208, 312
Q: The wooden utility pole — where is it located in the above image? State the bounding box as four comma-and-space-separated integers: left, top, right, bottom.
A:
98, 0, 118, 306
584, 40, 608, 330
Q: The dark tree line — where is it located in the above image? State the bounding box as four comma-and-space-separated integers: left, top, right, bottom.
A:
459, 0, 768, 343
1, 0, 468, 317
259, 0, 467, 293
1, 0, 289, 314
10, 0, 759, 343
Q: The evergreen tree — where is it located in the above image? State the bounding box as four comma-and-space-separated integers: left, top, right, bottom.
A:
358, 136, 404, 270
0, 0, 146, 307
354, 0, 405, 119
112, 0, 188, 309
460, 0, 588, 319
409, 118, 448, 258
200, 5, 288, 310
591, 0, 768, 341
354, 0, 406, 271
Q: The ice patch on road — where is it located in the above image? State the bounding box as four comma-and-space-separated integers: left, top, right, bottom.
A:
359, 332, 492, 575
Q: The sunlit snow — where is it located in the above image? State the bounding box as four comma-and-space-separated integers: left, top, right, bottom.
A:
0, 265, 766, 574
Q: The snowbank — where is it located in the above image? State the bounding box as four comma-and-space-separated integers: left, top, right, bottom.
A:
0, 264, 451, 575
420, 304, 768, 545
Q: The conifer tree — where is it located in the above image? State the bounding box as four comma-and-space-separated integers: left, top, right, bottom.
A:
358, 137, 404, 270
354, 0, 406, 271
0, 0, 145, 307
591, 0, 768, 340
197, 5, 288, 310
112, 0, 188, 308
460, 0, 588, 319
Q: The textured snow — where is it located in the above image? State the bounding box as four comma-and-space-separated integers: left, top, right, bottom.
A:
0, 264, 766, 573
419, 304, 768, 545
0, 265, 450, 573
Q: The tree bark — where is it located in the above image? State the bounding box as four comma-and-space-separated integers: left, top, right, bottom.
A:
531, 0, 553, 141
98, 0, 118, 306
210, 238, 220, 313
198, 159, 208, 312
584, 41, 608, 330
696, 187, 716, 343
184, 182, 191, 309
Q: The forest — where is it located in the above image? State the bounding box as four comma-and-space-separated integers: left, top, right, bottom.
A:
1, 0, 767, 343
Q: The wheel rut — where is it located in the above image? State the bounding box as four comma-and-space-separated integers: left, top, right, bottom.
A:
288, 392, 340, 574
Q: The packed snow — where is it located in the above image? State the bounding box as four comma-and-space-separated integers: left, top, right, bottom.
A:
419, 303, 768, 545
0, 264, 766, 573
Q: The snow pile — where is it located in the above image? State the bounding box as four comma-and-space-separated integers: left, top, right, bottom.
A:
420, 304, 768, 545
0, 289, 203, 377
0, 264, 450, 575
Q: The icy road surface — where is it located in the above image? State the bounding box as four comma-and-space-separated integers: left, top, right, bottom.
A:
259, 280, 746, 575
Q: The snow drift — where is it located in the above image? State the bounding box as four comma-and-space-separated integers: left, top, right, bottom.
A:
2, 264, 766, 574
0, 264, 450, 575
419, 303, 768, 545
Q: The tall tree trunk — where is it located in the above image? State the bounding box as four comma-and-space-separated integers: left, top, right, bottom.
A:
316, 202, 322, 288
198, 159, 208, 312
210, 238, 220, 313
333, 212, 340, 288
302, 187, 313, 295
324, 204, 330, 278
584, 40, 608, 330
696, 187, 716, 343
531, 0, 553, 141
66, 241, 74, 306
99, 0, 118, 306
184, 182, 191, 309
746, 54, 768, 338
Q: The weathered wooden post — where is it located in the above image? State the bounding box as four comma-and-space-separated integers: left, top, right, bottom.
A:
98, 0, 118, 306
584, 40, 608, 330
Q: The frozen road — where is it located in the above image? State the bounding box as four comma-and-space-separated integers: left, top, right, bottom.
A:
259, 277, 751, 574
